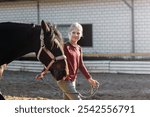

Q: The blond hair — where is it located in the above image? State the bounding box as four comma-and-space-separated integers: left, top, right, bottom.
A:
68, 22, 83, 40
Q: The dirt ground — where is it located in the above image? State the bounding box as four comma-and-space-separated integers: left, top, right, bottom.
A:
0, 70, 150, 100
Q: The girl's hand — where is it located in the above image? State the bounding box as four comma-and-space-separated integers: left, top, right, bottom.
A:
88, 78, 98, 88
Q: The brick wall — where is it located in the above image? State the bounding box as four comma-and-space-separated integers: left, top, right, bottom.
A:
0, 1, 37, 23
134, 0, 150, 53
40, 0, 132, 54
0, 0, 150, 56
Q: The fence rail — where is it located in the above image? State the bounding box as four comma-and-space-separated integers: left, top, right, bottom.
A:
6, 60, 150, 74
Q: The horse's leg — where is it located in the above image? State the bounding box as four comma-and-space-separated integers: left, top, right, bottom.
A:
0, 64, 7, 77
0, 66, 4, 77
0, 64, 7, 100
0, 92, 5, 100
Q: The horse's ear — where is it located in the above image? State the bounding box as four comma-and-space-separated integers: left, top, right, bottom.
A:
41, 20, 50, 32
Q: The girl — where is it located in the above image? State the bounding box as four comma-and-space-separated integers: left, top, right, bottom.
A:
57, 22, 98, 100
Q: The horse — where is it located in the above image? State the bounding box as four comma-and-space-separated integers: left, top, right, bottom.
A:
0, 20, 68, 99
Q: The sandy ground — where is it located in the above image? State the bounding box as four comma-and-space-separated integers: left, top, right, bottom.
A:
0, 70, 150, 100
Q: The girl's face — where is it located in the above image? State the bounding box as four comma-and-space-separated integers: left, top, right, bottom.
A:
70, 28, 82, 44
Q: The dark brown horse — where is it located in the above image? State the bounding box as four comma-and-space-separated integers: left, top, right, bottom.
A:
0, 20, 68, 99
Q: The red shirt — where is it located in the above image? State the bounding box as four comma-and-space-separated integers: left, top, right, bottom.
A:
64, 42, 91, 81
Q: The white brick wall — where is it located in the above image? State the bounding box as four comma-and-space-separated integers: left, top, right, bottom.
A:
0, 0, 150, 56
40, 0, 132, 54
0, 1, 37, 23
134, 0, 150, 53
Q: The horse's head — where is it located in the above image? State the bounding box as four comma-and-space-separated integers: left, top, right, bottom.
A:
37, 20, 68, 81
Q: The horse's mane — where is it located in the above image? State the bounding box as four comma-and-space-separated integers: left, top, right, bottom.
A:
48, 23, 64, 48
53, 25, 64, 46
